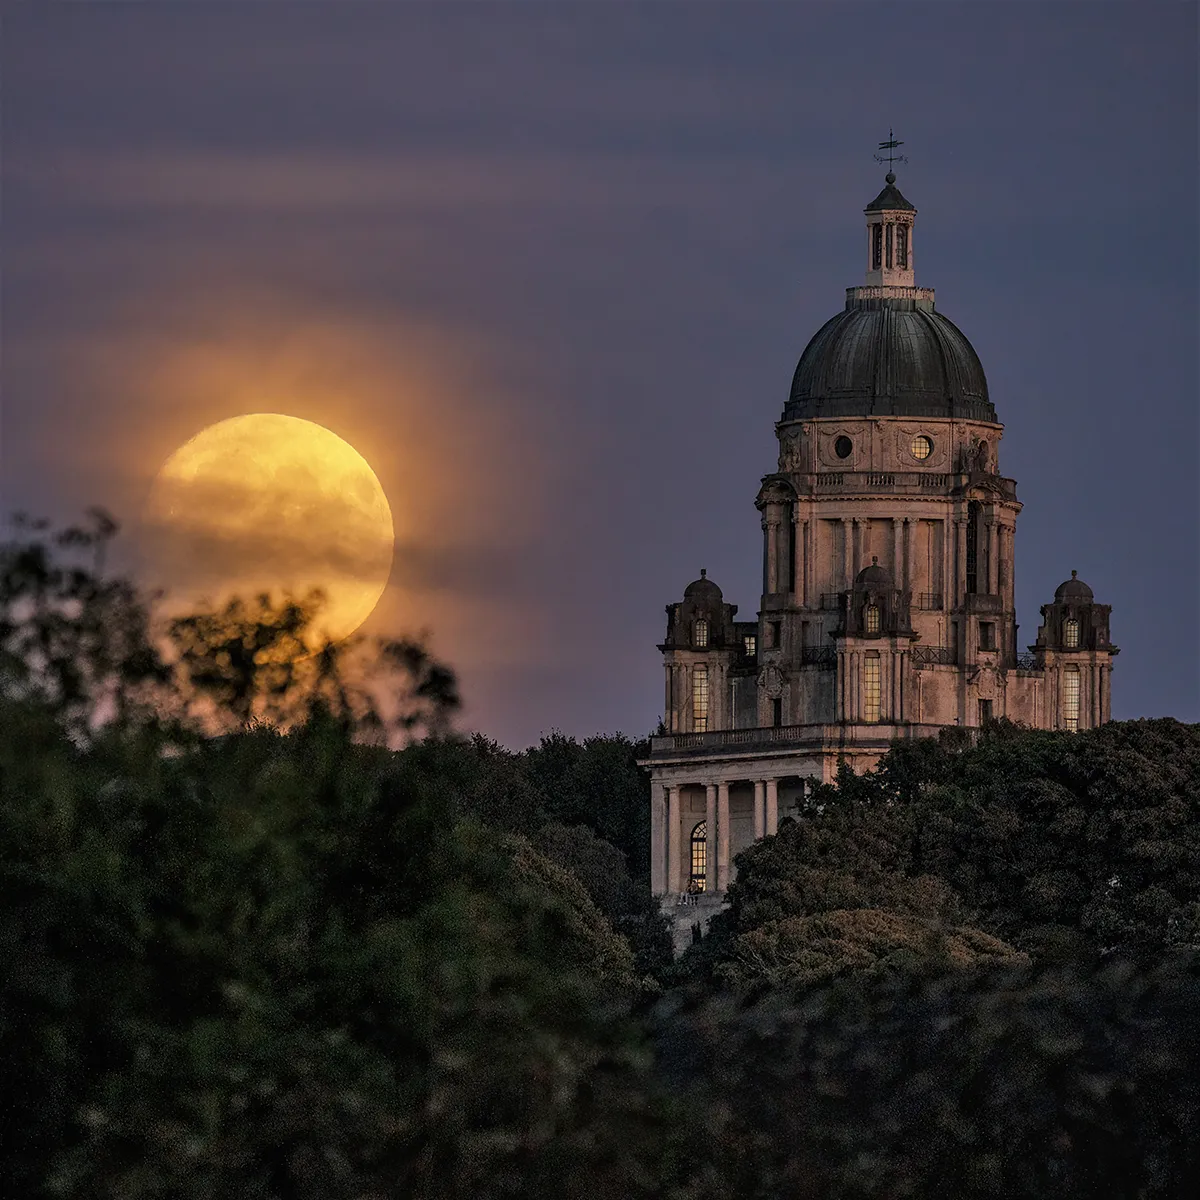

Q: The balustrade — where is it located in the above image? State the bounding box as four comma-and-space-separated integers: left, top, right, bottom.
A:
911, 644, 956, 667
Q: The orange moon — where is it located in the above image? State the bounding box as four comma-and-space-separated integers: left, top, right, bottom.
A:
143, 414, 395, 642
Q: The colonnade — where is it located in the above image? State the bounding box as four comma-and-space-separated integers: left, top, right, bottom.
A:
652, 777, 786, 896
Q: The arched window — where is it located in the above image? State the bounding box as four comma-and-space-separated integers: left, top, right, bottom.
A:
864, 604, 881, 634
897, 224, 909, 269
1063, 666, 1080, 732
1063, 618, 1080, 649
690, 821, 707, 890
693, 618, 709, 648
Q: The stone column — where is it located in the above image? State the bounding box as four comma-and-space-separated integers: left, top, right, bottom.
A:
765, 778, 779, 835
766, 520, 780, 594
651, 781, 667, 895
941, 516, 952, 610
892, 517, 903, 587
794, 518, 807, 604
753, 779, 765, 839
842, 517, 852, 588
666, 786, 681, 893
705, 784, 718, 892
905, 517, 914, 594
956, 518, 968, 604
716, 782, 731, 891
804, 518, 813, 607
852, 518, 863, 579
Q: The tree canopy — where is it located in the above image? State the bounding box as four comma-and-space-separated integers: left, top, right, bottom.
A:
3, 516, 1198, 1197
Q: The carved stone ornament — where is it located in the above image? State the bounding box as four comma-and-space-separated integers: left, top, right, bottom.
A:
758, 664, 786, 698
756, 478, 795, 510
963, 435, 994, 474
778, 433, 804, 472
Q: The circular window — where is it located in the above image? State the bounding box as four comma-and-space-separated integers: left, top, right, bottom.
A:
834, 436, 853, 459
911, 434, 933, 460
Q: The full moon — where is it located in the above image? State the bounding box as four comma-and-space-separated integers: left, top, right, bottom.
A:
143, 414, 394, 642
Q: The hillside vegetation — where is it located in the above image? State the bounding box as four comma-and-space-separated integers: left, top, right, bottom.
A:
3, 516, 1198, 1198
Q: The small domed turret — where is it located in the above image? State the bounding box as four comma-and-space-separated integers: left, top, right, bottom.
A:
855, 556, 892, 589
684, 568, 722, 601
1054, 570, 1094, 603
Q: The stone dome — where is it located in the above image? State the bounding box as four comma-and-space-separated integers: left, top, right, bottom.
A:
855, 557, 892, 589
1054, 571, 1094, 602
784, 296, 995, 424
684, 569, 722, 601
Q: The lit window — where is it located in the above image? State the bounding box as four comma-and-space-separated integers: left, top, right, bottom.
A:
690, 821, 707, 889
692, 664, 709, 732
694, 618, 709, 648
1063, 667, 1080, 732
911, 434, 932, 460
864, 604, 881, 634
897, 224, 909, 268
743, 635, 757, 658
1063, 618, 1080, 649
863, 654, 881, 722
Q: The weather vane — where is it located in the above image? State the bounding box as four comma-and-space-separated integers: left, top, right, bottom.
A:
874, 129, 908, 170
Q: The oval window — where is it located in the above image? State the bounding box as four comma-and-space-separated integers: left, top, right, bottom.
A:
911, 434, 933, 460
834, 435, 853, 459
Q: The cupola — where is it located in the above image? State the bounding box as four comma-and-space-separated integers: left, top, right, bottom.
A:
841, 557, 913, 638
864, 171, 917, 288
1034, 571, 1117, 654
663, 569, 739, 650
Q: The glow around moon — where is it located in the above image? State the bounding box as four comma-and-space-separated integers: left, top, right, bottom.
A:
143, 414, 395, 642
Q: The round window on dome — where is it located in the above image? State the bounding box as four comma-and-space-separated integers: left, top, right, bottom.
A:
911, 435, 933, 460
834, 436, 853, 459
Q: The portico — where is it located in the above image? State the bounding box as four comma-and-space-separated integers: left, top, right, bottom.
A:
643, 719, 947, 897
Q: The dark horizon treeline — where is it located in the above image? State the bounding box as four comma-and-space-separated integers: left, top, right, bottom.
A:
3, 516, 1199, 1197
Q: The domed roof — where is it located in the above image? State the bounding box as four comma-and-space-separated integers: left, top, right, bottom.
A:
1054, 571, 1094, 602
784, 296, 995, 423
855, 557, 893, 589
684, 569, 722, 601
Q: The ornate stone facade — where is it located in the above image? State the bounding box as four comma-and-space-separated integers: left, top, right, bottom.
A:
642, 172, 1118, 910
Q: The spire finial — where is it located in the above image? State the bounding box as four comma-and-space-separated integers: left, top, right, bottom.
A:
874, 128, 907, 174
700, 568, 706, 578
872, 555, 878, 565
1071, 569, 1077, 579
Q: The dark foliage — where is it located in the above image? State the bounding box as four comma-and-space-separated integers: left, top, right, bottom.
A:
4, 517, 1199, 1196
662, 953, 1200, 1199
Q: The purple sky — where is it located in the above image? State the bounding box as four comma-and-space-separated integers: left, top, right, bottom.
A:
3, 2, 1197, 746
